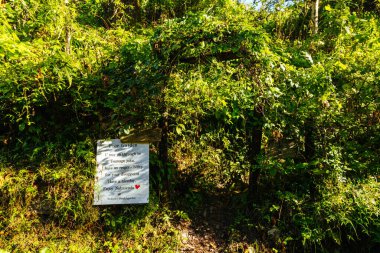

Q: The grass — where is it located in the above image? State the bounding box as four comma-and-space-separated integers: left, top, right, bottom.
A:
0, 162, 183, 253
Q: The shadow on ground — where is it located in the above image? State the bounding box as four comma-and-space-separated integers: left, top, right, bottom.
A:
169, 179, 273, 253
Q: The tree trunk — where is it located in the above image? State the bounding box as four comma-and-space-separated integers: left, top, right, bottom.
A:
65, 0, 71, 54
311, 0, 319, 35
65, 26, 71, 54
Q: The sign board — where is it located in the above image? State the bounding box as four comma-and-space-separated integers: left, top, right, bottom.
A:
94, 139, 149, 205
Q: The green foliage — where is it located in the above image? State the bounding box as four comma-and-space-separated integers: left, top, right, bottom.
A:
0, 0, 380, 251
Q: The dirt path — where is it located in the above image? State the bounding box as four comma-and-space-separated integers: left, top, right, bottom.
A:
176, 194, 234, 252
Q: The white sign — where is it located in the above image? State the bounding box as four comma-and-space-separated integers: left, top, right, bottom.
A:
94, 139, 149, 205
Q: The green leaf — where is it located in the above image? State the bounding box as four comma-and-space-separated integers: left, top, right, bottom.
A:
39, 247, 52, 253
19, 122, 26, 131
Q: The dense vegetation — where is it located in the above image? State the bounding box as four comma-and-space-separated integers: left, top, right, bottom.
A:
1, 0, 379, 252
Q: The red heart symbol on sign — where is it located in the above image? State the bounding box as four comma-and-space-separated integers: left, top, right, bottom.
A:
135, 184, 140, 189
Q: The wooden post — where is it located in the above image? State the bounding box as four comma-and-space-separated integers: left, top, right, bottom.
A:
247, 105, 264, 205
158, 103, 170, 203
304, 117, 317, 199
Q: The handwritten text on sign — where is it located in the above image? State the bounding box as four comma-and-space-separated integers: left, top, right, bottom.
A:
94, 140, 149, 205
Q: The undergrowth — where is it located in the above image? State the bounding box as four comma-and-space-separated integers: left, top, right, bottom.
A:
0, 160, 182, 252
